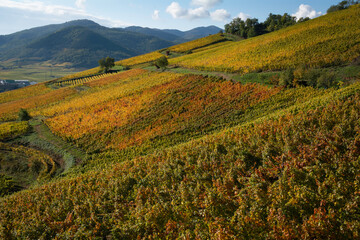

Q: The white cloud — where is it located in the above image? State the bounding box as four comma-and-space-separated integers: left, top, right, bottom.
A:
210, 9, 230, 21
75, 0, 86, 9
191, 0, 222, 9
237, 12, 251, 20
188, 7, 209, 19
0, 0, 131, 27
152, 10, 160, 20
166, 2, 188, 18
0, 0, 85, 15
166, 2, 210, 20
292, 4, 322, 20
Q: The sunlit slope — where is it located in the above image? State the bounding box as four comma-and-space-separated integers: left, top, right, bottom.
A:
113, 33, 227, 68
115, 51, 164, 68
170, 5, 360, 73
44, 71, 280, 153
0, 69, 146, 121
168, 33, 226, 53
0, 83, 52, 104
0, 86, 77, 121
2, 81, 360, 238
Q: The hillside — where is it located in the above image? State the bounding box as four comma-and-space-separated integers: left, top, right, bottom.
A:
1, 5, 360, 239
0, 20, 222, 74
170, 5, 360, 73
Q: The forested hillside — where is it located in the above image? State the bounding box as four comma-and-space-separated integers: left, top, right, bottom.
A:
0, 4, 360, 239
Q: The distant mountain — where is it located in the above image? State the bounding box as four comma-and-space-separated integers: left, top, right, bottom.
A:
0, 20, 101, 52
0, 20, 222, 68
123, 26, 180, 42
181, 26, 223, 40
124, 25, 223, 43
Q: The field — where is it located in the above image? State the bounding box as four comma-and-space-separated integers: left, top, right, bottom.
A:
1, 5, 360, 239
0, 61, 79, 82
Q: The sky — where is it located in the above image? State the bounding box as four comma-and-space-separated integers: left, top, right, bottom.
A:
0, 0, 341, 35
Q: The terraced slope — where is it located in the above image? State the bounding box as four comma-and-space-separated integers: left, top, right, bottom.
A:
170, 4, 360, 73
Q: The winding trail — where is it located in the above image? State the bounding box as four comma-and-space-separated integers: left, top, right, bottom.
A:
27, 118, 86, 173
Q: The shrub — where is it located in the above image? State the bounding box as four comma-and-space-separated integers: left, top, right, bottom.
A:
279, 69, 294, 87
316, 72, 336, 88
18, 108, 31, 121
303, 69, 322, 87
155, 56, 169, 71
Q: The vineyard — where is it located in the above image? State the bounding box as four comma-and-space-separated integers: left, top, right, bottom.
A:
1, 4, 360, 239
170, 4, 360, 73
168, 33, 227, 53
45, 73, 281, 153
51, 72, 118, 87
1, 83, 360, 238
0, 87, 77, 121
0, 83, 51, 104
58, 66, 101, 81
115, 51, 164, 68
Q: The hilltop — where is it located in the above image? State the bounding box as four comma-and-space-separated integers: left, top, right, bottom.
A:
0, 4, 360, 239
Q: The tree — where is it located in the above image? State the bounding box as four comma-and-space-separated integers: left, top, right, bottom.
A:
264, 13, 296, 32
18, 108, 31, 121
327, 0, 359, 13
224, 17, 264, 39
155, 56, 168, 71
98, 57, 115, 72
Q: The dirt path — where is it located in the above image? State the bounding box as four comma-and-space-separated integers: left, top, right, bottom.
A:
27, 118, 86, 173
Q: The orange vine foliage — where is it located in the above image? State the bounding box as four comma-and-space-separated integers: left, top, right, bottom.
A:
0, 83, 51, 104
2, 93, 360, 239
0, 87, 77, 121
39, 70, 180, 118
46, 74, 280, 151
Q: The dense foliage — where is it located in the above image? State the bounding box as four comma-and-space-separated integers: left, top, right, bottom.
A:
224, 13, 306, 39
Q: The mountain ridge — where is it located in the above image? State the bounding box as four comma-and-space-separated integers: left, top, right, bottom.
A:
0, 20, 222, 69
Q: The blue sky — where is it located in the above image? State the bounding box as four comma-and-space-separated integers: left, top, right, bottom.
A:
0, 0, 340, 35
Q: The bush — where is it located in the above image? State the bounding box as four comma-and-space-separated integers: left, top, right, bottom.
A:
18, 108, 31, 121
279, 69, 294, 87
316, 72, 336, 88
303, 69, 322, 87
155, 56, 169, 71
